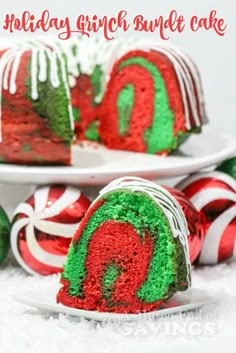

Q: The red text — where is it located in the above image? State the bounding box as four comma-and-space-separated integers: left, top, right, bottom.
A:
190, 10, 226, 37
133, 10, 185, 40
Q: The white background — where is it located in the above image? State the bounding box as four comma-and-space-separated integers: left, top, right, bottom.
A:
0, 2, 236, 353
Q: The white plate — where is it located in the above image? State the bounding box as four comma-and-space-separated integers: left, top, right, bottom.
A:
13, 286, 217, 322
1, 126, 235, 185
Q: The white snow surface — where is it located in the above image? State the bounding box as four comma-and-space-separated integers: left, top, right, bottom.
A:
1, 255, 236, 353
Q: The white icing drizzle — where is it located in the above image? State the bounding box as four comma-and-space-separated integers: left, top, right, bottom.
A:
55, 37, 206, 118
162, 44, 206, 123
47, 50, 60, 88
37, 36, 120, 103
0, 37, 206, 143
158, 46, 201, 127
9, 49, 24, 95
31, 47, 39, 100
38, 49, 47, 82
0, 40, 74, 142
94, 176, 191, 285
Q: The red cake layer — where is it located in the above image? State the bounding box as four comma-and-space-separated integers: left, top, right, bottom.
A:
101, 64, 155, 152
57, 220, 163, 313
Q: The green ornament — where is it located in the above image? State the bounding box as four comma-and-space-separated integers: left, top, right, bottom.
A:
0, 206, 11, 265
216, 157, 236, 180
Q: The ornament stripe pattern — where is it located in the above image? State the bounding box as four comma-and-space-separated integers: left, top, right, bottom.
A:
10, 186, 83, 275
199, 205, 236, 264
177, 171, 236, 265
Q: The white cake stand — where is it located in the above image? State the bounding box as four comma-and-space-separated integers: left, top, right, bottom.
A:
0, 125, 235, 216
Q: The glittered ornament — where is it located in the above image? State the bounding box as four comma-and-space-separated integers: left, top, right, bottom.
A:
11, 186, 91, 275
164, 186, 205, 264
0, 207, 11, 266
176, 171, 236, 265
216, 157, 236, 180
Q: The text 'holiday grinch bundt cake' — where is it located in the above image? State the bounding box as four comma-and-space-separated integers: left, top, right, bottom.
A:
0, 38, 207, 165
57, 177, 191, 314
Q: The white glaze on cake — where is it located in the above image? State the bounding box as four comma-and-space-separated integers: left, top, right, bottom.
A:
0, 41, 74, 142
37, 37, 206, 127
37, 36, 119, 100
0, 37, 206, 144
96, 176, 191, 285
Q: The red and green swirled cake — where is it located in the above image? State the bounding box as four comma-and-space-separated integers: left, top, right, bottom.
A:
57, 177, 191, 314
0, 39, 207, 165
100, 41, 207, 155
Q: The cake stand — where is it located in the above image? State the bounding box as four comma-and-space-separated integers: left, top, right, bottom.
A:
0, 125, 235, 218
0, 126, 235, 186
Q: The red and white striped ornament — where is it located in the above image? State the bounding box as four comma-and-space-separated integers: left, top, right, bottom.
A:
176, 171, 236, 265
10, 185, 91, 275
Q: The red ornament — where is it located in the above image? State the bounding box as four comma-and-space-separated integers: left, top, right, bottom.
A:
164, 186, 205, 264
176, 171, 236, 265
10, 186, 91, 275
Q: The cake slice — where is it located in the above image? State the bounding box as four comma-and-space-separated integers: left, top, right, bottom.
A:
57, 177, 191, 314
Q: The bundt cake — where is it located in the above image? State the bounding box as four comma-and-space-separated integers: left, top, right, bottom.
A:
57, 177, 191, 314
0, 38, 207, 165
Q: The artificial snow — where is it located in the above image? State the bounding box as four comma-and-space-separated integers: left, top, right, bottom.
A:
1, 254, 236, 353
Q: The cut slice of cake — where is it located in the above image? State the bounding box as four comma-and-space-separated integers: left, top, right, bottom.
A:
57, 177, 191, 314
